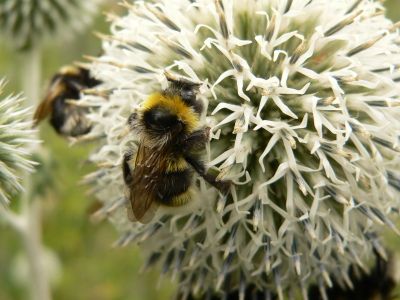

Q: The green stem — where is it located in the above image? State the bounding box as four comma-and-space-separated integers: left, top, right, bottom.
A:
21, 201, 51, 300
20, 45, 41, 214
18, 46, 52, 300
21, 46, 41, 107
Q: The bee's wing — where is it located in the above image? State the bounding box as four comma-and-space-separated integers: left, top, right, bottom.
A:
33, 78, 65, 126
127, 143, 167, 223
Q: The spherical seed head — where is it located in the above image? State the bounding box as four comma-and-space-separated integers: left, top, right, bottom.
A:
82, 0, 400, 298
0, 0, 100, 50
0, 81, 37, 205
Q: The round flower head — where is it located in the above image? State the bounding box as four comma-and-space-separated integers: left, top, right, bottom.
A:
82, 0, 400, 298
0, 0, 100, 50
0, 81, 37, 206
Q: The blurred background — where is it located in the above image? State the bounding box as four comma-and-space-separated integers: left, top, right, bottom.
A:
0, 1, 399, 299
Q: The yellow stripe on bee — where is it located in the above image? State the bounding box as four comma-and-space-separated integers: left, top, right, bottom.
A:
59, 65, 81, 76
169, 189, 192, 207
142, 92, 199, 132
166, 157, 188, 172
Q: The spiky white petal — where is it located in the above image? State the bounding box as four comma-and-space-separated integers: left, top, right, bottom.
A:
0, 81, 37, 206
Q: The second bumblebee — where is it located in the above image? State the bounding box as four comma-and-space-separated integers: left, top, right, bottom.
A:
34, 65, 101, 137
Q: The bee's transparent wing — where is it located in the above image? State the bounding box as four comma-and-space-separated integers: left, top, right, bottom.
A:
126, 199, 159, 224
33, 77, 64, 126
127, 143, 165, 223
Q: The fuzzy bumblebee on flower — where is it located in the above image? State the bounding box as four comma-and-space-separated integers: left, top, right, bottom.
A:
81, 0, 400, 298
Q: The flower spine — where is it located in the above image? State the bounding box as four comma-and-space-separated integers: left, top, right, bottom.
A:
81, 0, 400, 298
0, 81, 37, 206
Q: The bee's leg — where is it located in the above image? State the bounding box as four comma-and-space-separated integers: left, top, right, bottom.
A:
184, 154, 231, 194
181, 127, 210, 152
127, 111, 138, 126
182, 127, 231, 193
122, 152, 134, 185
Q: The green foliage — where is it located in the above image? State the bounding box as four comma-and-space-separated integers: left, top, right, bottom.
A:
385, 0, 400, 21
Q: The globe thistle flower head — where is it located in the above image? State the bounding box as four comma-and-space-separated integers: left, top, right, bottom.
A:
83, 0, 400, 298
0, 80, 37, 206
0, 0, 100, 50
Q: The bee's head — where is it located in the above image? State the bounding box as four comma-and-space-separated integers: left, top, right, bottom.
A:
164, 72, 203, 115
58, 65, 101, 88
135, 91, 200, 147
142, 105, 184, 135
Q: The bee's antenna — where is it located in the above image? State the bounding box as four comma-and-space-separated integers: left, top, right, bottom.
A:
164, 71, 201, 88
163, 71, 203, 111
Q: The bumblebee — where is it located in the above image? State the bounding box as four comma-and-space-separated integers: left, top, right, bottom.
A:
122, 73, 230, 223
33, 65, 101, 137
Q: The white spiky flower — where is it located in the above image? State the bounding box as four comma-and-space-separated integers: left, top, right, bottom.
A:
81, 0, 400, 298
0, 81, 37, 206
0, 0, 100, 50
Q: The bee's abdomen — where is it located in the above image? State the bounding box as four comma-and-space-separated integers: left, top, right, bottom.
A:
158, 167, 193, 206
166, 157, 188, 172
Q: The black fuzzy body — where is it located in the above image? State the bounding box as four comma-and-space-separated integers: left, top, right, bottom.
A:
43, 66, 100, 136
